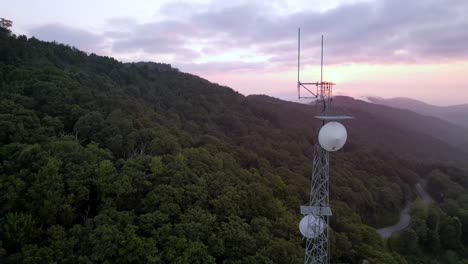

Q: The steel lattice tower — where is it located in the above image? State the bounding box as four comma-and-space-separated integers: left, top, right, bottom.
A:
297, 29, 351, 264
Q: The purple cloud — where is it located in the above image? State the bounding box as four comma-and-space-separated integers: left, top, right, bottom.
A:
27, 0, 468, 74
29, 24, 107, 54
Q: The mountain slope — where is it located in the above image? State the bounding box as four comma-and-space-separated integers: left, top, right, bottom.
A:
246, 95, 468, 168
368, 96, 468, 129
0, 34, 467, 263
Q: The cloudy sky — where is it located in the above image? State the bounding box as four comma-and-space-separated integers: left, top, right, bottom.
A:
4, 0, 468, 105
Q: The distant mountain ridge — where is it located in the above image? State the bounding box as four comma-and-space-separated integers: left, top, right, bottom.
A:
368, 96, 468, 129
248, 95, 468, 168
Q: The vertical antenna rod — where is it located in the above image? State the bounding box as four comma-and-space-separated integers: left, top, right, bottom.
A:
298, 28, 301, 99
320, 35, 323, 84
321, 35, 326, 114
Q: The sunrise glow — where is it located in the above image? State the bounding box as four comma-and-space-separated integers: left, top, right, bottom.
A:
3, 0, 468, 105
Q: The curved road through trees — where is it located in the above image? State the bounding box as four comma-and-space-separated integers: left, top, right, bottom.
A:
377, 183, 432, 239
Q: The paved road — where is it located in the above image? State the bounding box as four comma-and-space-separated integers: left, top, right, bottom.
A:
376, 182, 432, 239
377, 205, 411, 239
415, 183, 432, 204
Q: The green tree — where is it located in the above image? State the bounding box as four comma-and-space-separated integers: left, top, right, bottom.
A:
399, 229, 418, 255
440, 216, 462, 250
0, 18, 12, 37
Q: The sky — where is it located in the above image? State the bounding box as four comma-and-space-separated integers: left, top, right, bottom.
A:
3, 0, 468, 105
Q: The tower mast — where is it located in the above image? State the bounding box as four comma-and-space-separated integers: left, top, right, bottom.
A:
297, 29, 352, 264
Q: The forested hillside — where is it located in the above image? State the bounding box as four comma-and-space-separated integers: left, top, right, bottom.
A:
368, 96, 468, 129
245, 95, 468, 168
1, 34, 467, 263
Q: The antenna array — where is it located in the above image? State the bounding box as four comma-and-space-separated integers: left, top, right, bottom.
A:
296, 28, 352, 264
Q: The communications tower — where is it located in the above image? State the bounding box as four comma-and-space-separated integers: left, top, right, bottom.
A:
296, 29, 352, 264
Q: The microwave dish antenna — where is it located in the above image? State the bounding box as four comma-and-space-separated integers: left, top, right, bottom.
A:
318, 121, 347, 152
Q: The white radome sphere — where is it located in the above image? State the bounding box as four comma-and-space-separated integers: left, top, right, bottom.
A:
318, 121, 347, 152
299, 215, 325, 238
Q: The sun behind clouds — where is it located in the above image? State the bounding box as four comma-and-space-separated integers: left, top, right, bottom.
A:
328, 70, 341, 83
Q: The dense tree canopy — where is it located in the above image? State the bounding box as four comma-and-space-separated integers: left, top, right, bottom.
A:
0, 34, 467, 263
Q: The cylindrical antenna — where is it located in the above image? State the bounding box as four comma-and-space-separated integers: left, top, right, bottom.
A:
321, 35, 326, 115
297, 28, 301, 99
320, 35, 323, 84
